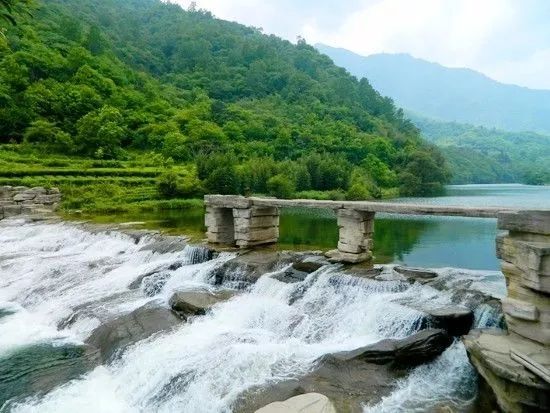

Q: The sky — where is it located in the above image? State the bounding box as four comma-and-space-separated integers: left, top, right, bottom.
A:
173, 0, 550, 90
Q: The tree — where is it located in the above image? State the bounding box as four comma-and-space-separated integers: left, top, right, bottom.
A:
267, 174, 295, 198
75, 105, 125, 158
1, 0, 32, 27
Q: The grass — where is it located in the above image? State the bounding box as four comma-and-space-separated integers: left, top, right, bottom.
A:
0, 145, 201, 214
0, 144, 401, 216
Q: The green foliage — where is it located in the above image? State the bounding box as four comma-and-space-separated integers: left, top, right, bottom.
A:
75, 106, 125, 158
267, 174, 295, 199
414, 115, 550, 185
0, 0, 450, 199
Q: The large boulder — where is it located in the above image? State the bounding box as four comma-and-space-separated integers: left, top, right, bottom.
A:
393, 265, 438, 282
254, 393, 336, 413
237, 356, 401, 413
0, 343, 100, 406
463, 329, 550, 413
426, 306, 474, 336
169, 289, 236, 319
86, 302, 181, 361
238, 329, 450, 413
328, 329, 453, 367
211, 251, 329, 287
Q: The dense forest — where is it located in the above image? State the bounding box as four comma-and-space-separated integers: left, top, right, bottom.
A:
0, 0, 449, 211
412, 116, 550, 185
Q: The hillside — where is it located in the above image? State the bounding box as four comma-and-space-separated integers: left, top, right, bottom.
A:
316, 44, 550, 134
0, 0, 449, 213
411, 115, 550, 185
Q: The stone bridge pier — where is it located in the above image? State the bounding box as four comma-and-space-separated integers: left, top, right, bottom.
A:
205, 197, 279, 248
204, 195, 375, 262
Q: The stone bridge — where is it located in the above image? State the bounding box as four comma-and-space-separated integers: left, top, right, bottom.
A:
204, 195, 516, 263
205, 195, 550, 411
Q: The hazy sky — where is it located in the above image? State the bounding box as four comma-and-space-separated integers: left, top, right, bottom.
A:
173, 0, 550, 90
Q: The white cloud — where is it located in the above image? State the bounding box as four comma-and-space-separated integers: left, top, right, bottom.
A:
171, 0, 550, 90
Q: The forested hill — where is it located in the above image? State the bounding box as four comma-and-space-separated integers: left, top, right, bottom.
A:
412, 115, 550, 185
0, 0, 449, 201
316, 44, 550, 135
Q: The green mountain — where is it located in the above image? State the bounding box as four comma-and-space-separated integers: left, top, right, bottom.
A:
411, 115, 550, 185
316, 44, 550, 135
0, 0, 449, 201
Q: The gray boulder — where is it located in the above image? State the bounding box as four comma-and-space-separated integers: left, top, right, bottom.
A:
328, 329, 453, 367
86, 302, 181, 361
254, 393, 336, 413
169, 289, 236, 319
426, 306, 474, 336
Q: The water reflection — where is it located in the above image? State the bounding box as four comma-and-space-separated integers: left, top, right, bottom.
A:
68, 184, 550, 272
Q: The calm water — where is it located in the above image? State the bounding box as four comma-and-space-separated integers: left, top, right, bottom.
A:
75, 184, 550, 271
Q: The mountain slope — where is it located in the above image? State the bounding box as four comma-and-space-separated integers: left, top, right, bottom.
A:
411, 115, 550, 184
316, 44, 550, 134
0, 0, 449, 200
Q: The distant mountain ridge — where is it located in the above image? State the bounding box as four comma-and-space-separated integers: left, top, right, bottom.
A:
316, 44, 550, 134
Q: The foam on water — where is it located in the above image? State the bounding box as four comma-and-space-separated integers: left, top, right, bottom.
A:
0, 219, 501, 412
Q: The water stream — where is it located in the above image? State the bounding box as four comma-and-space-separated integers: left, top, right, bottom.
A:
0, 218, 504, 412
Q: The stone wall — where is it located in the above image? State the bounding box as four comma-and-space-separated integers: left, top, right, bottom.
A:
464, 210, 550, 413
0, 186, 61, 219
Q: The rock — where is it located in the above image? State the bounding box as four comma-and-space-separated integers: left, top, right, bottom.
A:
498, 210, 550, 236
328, 329, 453, 367
463, 329, 550, 413
325, 249, 371, 264
0, 343, 100, 406
394, 265, 438, 281
426, 306, 474, 336
211, 251, 327, 287
139, 236, 189, 254
86, 302, 181, 361
291, 256, 328, 274
237, 352, 401, 413
254, 393, 336, 413
343, 266, 383, 279
169, 289, 236, 319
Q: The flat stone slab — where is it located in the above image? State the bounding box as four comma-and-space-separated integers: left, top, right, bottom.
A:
254, 393, 336, 413
498, 210, 550, 235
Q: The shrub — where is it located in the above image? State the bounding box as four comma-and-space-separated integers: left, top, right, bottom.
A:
346, 182, 370, 200
267, 174, 295, 199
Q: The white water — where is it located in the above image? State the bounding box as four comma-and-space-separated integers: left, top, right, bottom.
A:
0, 219, 500, 412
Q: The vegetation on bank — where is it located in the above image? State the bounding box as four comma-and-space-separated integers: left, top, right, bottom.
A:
412, 116, 550, 185
0, 0, 450, 210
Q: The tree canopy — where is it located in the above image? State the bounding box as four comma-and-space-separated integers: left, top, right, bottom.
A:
0, 0, 450, 198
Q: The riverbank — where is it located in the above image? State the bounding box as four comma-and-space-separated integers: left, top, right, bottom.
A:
0, 217, 507, 412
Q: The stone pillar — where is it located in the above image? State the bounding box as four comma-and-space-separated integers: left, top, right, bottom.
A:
233, 206, 279, 248
463, 210, 550, 413
497, 210, 550, 345
205, 207, 235, 244
326, 209, 374, 263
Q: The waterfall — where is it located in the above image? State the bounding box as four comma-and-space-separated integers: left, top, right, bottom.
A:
0, 219, 495, 412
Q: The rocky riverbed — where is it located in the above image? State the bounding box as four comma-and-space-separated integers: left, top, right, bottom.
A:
0, 216, 509, 412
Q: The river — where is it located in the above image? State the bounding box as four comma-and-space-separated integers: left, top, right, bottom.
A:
77, 184, 550, 270
0, 184, 545, 412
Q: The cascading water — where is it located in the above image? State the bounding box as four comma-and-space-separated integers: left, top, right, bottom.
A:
0, 219, 504, 412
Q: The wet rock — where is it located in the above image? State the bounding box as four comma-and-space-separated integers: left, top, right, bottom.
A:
343, 266, 383, 279
328, 329, 453, 367
0, 343, 100, 406
139, 236, 189, 254
254, 393, 336, 413
237, 353, 402, 413
426, 306, 474, 336
463, 329, 550, 413
211, 251, 328, 287
394, 265, 438, 281
86, 302, 181, 362
169, 289, 236, 319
